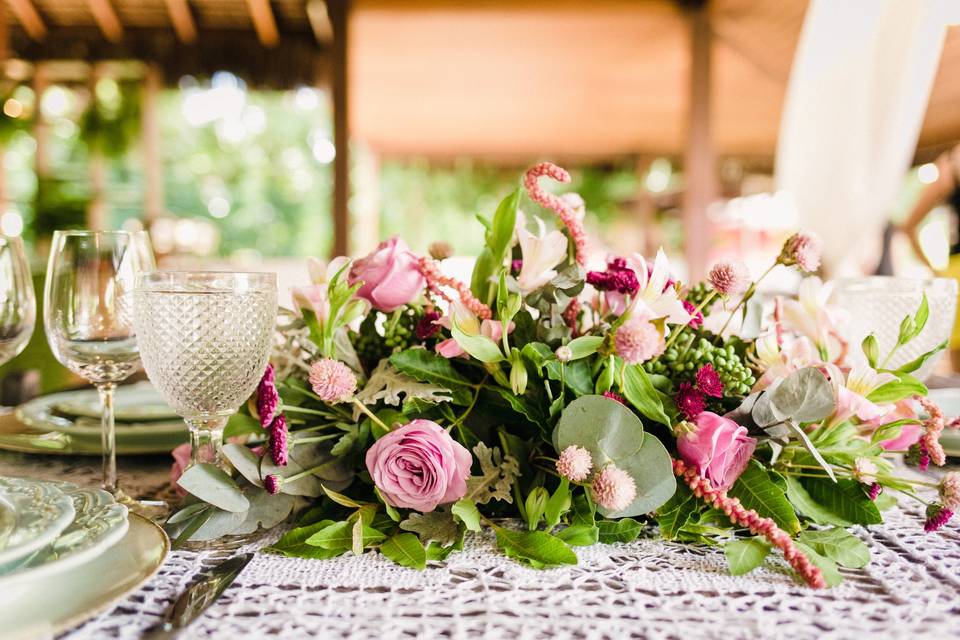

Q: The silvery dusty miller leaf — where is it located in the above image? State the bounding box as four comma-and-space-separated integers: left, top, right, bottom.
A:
399, 509, 460, 546
463, 442, 519, 505
354, 359, 453, 420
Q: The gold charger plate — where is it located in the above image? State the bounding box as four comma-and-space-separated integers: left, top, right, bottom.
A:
0, 513, 169, 638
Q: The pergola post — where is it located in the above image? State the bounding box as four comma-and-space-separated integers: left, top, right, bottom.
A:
329, 0, 350, 258
680, 0, 715, 280
33, 62, 50, 180
88, 62, 107, 230
141, 63, 163, 223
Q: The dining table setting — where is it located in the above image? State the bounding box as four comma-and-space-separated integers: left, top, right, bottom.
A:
1, 162, 960, 639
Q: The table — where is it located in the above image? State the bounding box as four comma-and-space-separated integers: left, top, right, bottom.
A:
1, 450, 958, 640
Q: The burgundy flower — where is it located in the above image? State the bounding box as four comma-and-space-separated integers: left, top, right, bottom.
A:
924, 504, 954, 532
586, 257, 640, 295
603, 391, 626, 405
867, 482, 882, 501
264, 474, 282, 495
676, 382, 706, 419
511, 259, 523, 275
694, 364, 724, 398
269, 414, 288, 466
256, 364, 280, 428
415, 310, 442, 340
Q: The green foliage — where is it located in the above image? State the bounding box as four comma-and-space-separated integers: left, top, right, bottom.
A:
380, 533, 428, 570
729, 462, 801, 535
799, 478, 882, 526
798, 528, 870, 569
656, 483, 700, 540
556, 524, 599, 546
176, 464, 250, 513
553, 395, 676, 518
621, 363, 672, 427
451, 499, 482, 532
784, 476, 853, 527
724, 538, 770, 576
265, 520, 345, 560
596, 518, 643, 543
399, 509, 460, 546
494, 528, 578, 568
389, 349, 474, 405
644, 334, 756, 396
470, 188, 520, 304
306, 521, 385, 550
464, 442, 520, 505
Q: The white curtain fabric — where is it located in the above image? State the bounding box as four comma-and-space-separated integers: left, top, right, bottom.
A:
775, 0, 960, 275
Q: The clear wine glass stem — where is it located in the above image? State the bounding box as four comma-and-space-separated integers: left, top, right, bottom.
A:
98, 383, 118, 494
187, 417, 228, 466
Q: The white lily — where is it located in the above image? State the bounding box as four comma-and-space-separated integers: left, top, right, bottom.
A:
823, 362, 897, 426
517, 217, 568, 294
605, 249, 691, 324
779, 276, 847, 360
292, 256, 352, 322
750, 333, 818, 391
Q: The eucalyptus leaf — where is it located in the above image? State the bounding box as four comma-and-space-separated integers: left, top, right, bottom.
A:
770, 367, 835, 424
232, 486, 296, 535
187, 507, 247, 542
554, 395, 675, 518
222, 443, 263, 488
177, 463, 250, 513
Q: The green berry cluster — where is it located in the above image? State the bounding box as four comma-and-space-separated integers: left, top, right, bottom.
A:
350, 307, 422, 367
684, 282, 714, 317
643, 332, 756, 396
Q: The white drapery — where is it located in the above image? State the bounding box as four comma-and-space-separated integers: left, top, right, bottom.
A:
775, 0, 960, 275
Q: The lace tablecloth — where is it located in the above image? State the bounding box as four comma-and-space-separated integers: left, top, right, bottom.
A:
2, 450, 958, 640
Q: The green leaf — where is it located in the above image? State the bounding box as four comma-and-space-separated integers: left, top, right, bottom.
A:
594, 355, 615, 395
322, 484, 364, 508
895, 339, 947, 374
783, 420, 836, 482
389, 349, 473, 404
566, 336, 603, 360
491, 387, 547, 430
556, 524, 599, 546
799, 477, 882, 526
544, 478, 571, 529
861, 334, 880, 368
221, 443, 264, 488
621, 364, 673, 427
375, 488, 401, 522
524, 487, 549, 530
912, 293, 930, 340
571, 493, 596, 526
495, 528, 578, 568
724, 537, 770, 576
729, 462, 801, 535
596, 518, 643, 544
451, 325, 504, 363
896, 314, 916, 347
451, 499, 482, 532
655, 483, 698, 540
176, 463, 250, 513
380, 533, 427, 570
795, 542, 843, 587
306, 521, 385, 550
868, 376, 927, 403
784, 476, 853, 526
798, 528, 870, 569
265, 520, 347, 560
554, 395, 675, 518
490, 188, 521, 256
545, 359, 594, 397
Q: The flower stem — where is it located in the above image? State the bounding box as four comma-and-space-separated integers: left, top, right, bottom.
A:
352, 398, 391, 433
716, 262, 777, 338
664, 290, 718, 352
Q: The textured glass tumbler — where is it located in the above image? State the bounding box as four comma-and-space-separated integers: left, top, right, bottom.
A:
133, 272, 277, 466
834, 277, 958, 381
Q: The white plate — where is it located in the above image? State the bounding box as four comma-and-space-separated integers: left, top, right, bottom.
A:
16, 383, 186, 440
0, 477, 76, 569
0, 513, 169, 638
0, 482, 128, 588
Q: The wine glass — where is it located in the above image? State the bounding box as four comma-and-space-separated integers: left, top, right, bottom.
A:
43, 230, 156, 494
0, 235, 36, 367
133, 272, 277, 466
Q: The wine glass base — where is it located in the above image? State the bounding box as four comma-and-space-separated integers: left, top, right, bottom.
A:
111, 488, 170, 523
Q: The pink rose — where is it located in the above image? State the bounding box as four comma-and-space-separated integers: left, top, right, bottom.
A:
349, 237, 425, 312
365, 419, 472, 512
677, 411, 756, 491
170, 443, 192, 497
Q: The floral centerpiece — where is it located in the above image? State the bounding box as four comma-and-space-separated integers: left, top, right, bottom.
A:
167, 163, 958, 588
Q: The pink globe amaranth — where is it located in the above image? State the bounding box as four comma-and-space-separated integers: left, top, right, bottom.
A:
676, 411, 756, 491
365, 419, 472, 512
349, 237, 426, 312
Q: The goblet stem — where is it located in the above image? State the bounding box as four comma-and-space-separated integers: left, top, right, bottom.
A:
98, 383, 118, 494
187, 416, 228, 466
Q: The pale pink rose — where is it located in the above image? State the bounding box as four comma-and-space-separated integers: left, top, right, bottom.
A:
677, 412, 756, 491
349, 237, 425, 312
365, 420, 472, 512
169, 443, 192, 497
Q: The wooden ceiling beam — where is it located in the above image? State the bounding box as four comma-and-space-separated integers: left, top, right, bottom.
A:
245, 0, 280, 48
88, 0, 124, 43
164, 0, 197, 45
7, 0, 47, 41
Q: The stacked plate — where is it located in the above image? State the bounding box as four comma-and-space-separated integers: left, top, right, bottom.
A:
0, 383, 188, 456
927, 388, 960, 458
0, 476, 168, 637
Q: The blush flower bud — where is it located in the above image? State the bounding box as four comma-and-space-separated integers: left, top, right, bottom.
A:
708, 260, 750, 296
555, 345, 573, 363
591, 464, 637, 512
614, 319, 664, 364
940, 472, 960, 512
778, 231, 822, 273
556, 445, 593, 482
309, 358, 358, 403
